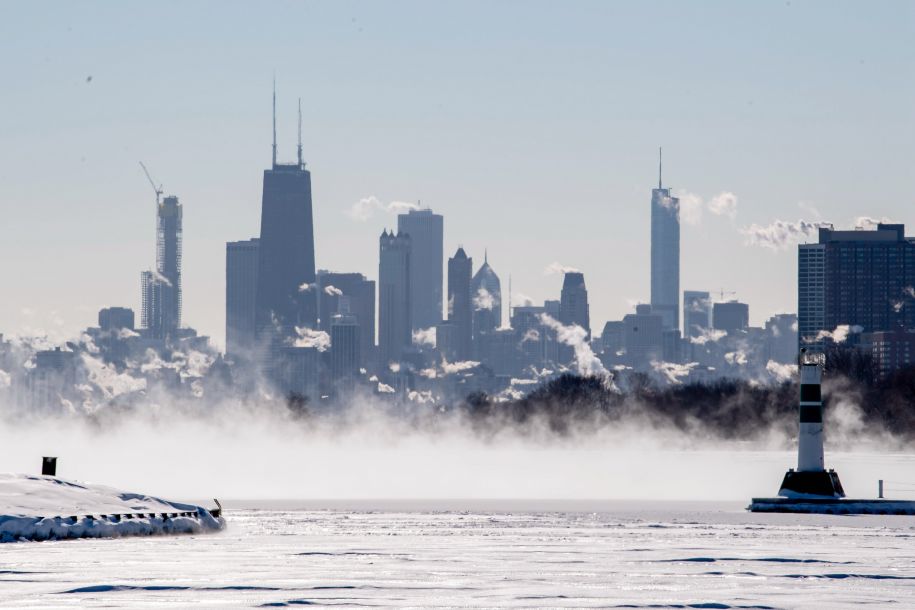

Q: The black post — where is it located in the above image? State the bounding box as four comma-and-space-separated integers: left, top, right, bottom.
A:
42, 456, 57, 476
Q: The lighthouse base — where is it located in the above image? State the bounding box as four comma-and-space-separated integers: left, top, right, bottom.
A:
777, 468, 845, 498
748, 497, 915, 514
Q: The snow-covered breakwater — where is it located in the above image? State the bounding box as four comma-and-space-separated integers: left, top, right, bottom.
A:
0, 474, 224, 543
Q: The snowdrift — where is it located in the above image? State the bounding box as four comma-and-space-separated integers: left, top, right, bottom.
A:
0, 473, 224, 543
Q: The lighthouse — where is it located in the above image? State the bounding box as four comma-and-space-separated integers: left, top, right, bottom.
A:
777, 349, 845, 498
749, 350, 915, 513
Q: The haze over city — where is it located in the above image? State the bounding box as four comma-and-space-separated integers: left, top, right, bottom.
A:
2, 0, 912, 346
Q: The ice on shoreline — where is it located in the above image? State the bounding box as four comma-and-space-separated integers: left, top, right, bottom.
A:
0, 473, 224, 543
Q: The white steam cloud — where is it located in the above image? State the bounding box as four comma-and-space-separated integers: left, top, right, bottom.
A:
689, 328, 727, 345
674, 191, 738, 225
473, 287, 495, 311
854, 216, 895, 230
766, 360, 798, 383
412, 327, 437, 347
650, 360, 697, 385
815, 324, 863, 344
708, 192, 738, 219
537, 314, 609, 380
740, 219, 831, 251
324, 285, 343, 297
292, 327, 331, 351
543, 262, 580, 275
347, 196, 419, 221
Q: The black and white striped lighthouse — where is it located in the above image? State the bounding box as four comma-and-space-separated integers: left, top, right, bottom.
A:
777, 349, 845, 498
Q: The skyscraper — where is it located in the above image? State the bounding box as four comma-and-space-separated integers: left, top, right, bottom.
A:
378, 230, 412, 367
141, 195, 182, 340
255, 92, 317, 368
650, 148, 680, 332
471, 252, 502, 358
559, 272, 590, 337
713, 301, 750, 334
226, 238, 259, 359
799, 223, 915, 351
447, 247, 473, 361
316, 271, 375, 366
330, 298, 361, 385
397, 208, 443, 331
798, 243, 825, 350
683, 290, 711, 339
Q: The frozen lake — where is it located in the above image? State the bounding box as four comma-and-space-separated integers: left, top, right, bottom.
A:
3, 501, 915, 609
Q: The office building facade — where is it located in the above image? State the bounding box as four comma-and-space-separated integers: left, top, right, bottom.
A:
397, 209, 443, 331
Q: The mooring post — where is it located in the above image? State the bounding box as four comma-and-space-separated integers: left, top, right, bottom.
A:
42, 456, 57, 476
879, 479, 884, 499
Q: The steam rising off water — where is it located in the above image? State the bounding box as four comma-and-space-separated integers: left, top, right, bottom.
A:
1, 402, 913, 502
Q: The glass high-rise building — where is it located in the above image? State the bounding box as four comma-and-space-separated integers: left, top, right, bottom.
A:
141, 195, 182, 340
397, 208, 443, 331
316, 271, 375, 367
447, 247, 473, 361
254, 93, 317, 368
799, 223, 915, 351
650, 149, 680, 332
471, 252, 502, 352
226, 238, 259, 359
559, 271, 590, 338
378, 230, 412, 367
683, 290, 711, 339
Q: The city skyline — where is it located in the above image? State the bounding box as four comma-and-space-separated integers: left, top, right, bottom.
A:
1, 1, 913, 347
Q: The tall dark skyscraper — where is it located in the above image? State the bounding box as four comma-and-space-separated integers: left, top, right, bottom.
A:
397, 208, 443, 331
255, 92, 317, 365
471, 252, 502, 348
799, 223, 915, 350
141, 194, 182, 340
378, 230, 412, 367
447, 247, 473, 361
226, 238, 259, 359
650, 148, 680, 332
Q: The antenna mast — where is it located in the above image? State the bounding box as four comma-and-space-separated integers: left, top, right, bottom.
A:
272, 77, 277, 168
139, 161, 163, 206
658, 146, 663, 189
297, 97, 303, 167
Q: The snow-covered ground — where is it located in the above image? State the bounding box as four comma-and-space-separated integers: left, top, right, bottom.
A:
0, 474, 224, 542
3, 502, 915, 608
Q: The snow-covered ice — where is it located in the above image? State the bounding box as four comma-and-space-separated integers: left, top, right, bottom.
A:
3, 501, 915, 608
0, 474, 224, 543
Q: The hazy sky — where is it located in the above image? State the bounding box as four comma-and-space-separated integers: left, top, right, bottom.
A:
1, 0, 913, 348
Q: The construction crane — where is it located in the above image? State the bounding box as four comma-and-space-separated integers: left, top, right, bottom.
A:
139, 161, 163, 206
717, 289, 737, 301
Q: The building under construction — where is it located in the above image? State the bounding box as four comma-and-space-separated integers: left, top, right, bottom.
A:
141, 186, 183, 341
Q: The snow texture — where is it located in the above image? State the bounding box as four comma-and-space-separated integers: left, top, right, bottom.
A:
0, 474, 224, 543
3, 503, 915, 608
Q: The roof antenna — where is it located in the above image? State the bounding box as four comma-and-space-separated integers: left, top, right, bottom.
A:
484, 248, 488, 265
297, 97, 303, 168
658, 146, 663, 189
508, 273, 513, 320
272, 76, 277, 168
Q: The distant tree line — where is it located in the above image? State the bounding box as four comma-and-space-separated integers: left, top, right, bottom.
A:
461, 345, 915, 443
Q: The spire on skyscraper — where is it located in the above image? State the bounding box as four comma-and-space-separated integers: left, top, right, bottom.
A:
658, 146, 663, 189
272, 77, 277, 168
297, 97, 303, 168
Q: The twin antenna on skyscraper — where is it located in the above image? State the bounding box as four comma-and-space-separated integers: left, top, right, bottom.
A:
272, 78, 304, 168
139, 161, 163, 206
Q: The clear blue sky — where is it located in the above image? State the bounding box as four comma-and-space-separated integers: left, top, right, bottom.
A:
1, 0, 913, 347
